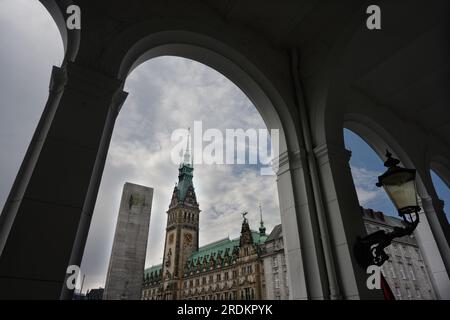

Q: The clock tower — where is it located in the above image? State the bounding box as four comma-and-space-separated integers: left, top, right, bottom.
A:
161, 132, 200, 299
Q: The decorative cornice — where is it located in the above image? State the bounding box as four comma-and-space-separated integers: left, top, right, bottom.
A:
48, 66, 68, 94
313, 143, 351, 166
272, 148, 306, 176
64, 62, 125, 100
111, 89, 129, 117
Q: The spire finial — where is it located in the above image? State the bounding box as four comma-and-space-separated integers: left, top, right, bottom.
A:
181, 127, 192, 167
259, 203, 266, 235
259, 203, 263, 223
241, 211, 248, 222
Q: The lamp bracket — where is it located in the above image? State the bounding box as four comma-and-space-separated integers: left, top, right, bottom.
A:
354, 219, 419, 268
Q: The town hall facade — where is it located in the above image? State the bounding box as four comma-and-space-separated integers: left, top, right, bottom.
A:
141, 142, 269, 300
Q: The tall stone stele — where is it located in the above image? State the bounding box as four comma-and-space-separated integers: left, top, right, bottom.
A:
103, 183, 154, 300
161, 134, 200, 299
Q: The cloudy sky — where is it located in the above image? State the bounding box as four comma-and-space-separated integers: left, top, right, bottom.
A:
0, 1, 448, 294
81, 55, 282, 290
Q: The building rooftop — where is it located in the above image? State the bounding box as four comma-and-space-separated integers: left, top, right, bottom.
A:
187, 230, 268, 265
188, 237, 239, 264
361, 207, 417, 246
266, 224, 282, 242
144, 230, 268, 277
361, 207, 405, 228
144, 264, 162, 279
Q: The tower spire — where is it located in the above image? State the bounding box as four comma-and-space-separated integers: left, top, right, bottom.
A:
181, 127, 192, 167
259, 203, 266, 235
177, 128, 195, 202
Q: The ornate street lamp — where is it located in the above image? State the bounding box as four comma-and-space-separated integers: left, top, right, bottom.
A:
354, 151, 420, 268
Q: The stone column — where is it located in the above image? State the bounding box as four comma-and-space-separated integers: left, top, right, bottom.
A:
421, 197, 450, 274
415, 197, 450, 299
0, 66, 67, 258
59, 73, 127, 300
275, 149, 329, 299
313, 143, 383, 299
0, 62, 126, 299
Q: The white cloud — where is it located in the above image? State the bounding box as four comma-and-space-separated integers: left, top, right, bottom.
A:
350, 166, 383, 206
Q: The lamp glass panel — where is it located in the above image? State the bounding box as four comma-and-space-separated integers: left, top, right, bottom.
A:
383, 179, 417, 210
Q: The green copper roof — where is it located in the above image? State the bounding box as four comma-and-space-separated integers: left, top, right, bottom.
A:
177, 164, 193, 201
144, 264, 162, 278
187, 230, 268, 264
188, 237, 239, 263
251, 230, 268, 244
177, 131, 194, 202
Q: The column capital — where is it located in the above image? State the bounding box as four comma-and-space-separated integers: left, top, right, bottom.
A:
60, 62, 128, 119
48, 66, 68, 94
63, 62, 125, 100
273, 148, 306, 176
313, 143, 351, 166
110, 90, 129, 117
420, 195, 445, 212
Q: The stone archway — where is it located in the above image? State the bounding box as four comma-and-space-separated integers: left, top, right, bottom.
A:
0, 6, 314, 299
65, 30, 313, 300
39, 0, 80, 62
1, 0, 448, 300
344, 112, 450, 299
306, 1, 450, 299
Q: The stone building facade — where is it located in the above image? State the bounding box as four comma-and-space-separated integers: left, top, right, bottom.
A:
361, 208, 436, 300
260, 224, 289, 300
141, 142, 268, 300
140, 138, 436, 301
142, 220, 268, 300
259, 208, 437, 300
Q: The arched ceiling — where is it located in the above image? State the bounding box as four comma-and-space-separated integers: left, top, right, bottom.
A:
45, 0, 450, 150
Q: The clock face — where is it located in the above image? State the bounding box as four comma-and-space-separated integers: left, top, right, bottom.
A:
184, 233, 192, 244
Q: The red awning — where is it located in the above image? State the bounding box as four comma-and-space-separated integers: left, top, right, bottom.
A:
381, 273, 395, 300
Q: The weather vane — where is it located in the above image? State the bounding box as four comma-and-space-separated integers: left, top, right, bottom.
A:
241, 211, 248, 221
